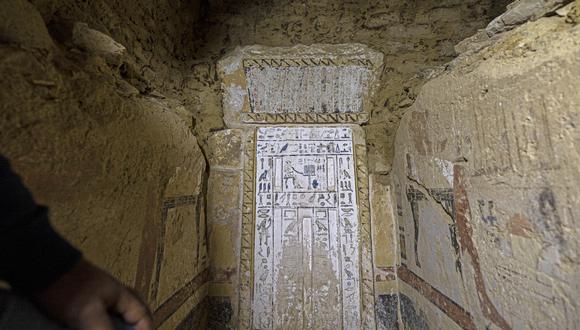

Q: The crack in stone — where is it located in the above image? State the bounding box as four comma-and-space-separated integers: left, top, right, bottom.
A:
406, 174, 454, 220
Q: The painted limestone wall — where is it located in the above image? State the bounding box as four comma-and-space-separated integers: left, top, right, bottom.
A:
391, 6, 580, 329
0, 0, 209, 328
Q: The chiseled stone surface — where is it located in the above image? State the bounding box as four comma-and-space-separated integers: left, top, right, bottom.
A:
190, 1, 509, 174
392, 14, 580, 330
218, 44, 383, 127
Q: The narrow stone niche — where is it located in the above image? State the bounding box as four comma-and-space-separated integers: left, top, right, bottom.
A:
208, 44, 384, 329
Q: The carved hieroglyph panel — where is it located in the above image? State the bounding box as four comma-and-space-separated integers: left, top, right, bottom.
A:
218, 44, 383, 126
252, 126, 361, 329
245, 63, 372, 114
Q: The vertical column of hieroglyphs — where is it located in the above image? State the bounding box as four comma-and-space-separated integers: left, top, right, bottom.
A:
335, 129, 362, 329
253, 127, 361, 329
253, 128, 274, 328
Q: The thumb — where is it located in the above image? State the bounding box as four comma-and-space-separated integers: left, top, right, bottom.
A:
115, 288, 152, 330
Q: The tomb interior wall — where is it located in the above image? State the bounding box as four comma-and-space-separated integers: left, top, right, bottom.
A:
0, 0, 210, 328
391, 6, 580, 328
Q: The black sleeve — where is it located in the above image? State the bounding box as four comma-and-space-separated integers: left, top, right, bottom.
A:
0, 155, 82, 294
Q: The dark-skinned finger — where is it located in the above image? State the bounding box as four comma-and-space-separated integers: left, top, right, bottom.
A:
115, 288, 153, 330
77, 302, 115, 330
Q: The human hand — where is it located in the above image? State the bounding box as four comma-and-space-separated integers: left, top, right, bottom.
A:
33, 259, 153, 330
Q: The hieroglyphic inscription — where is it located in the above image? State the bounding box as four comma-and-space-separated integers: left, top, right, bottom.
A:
472, 95, 560, 176
253, 127, 361, 329
239, 132, 256, 329
399, 225, 407, 261
354, 144, 376, 329
244, 61, 373, 114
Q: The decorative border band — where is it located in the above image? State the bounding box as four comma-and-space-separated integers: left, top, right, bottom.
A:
238, 131, 256, 329
237, 129, 376, 329
243, 58, 374, 69
153, 269, 209, 328
355, 144, 377, 329
240, 113, 369, 124
398, 265, 476, 330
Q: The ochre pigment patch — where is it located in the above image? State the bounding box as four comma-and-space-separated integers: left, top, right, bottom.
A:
507, 214, 535, 238
410, 111, 432, 156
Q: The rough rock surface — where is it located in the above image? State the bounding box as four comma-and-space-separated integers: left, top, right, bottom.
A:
0, 0, 53, 49
486, 0, 572, 35
0, 0, 209, 328
189, 0, 511, 172
72, 22, 126, 65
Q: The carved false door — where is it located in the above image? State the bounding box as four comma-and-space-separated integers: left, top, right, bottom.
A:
253, 127, 361, 330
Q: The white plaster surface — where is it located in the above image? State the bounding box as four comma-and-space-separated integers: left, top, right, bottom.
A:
246, 66, 372, 114
253, 126, 361, 329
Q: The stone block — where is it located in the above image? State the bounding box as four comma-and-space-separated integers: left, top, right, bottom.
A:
207, 129, 243, 169
218, 44, 383, 127
206, 168, 242, 326
207, 171, 241, 227
454, 29, 492, 54
370, 176, 397, 276
208, 223, 237, 281
365, 122, 394, 174
217, 44, 379, 329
